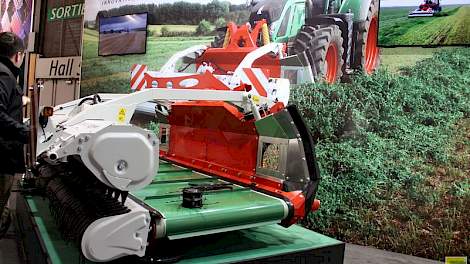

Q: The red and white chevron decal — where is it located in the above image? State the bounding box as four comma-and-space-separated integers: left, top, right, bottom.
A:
243, 68, 269, 97
130, 64, 148, 91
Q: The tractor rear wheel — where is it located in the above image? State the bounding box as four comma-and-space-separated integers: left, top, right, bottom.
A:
352, 0, 380, 74
293, 25, 344, 84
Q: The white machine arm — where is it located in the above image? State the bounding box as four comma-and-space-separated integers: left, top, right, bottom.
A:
158, 45, 207, 73
37, 88, 269, 192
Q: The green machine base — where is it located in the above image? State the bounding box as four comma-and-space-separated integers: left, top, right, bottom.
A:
15, 194, 344, 264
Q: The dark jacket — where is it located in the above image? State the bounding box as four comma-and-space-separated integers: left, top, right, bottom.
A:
0, 56, 29, 174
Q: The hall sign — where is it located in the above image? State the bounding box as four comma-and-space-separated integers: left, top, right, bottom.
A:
36, 57, 82, 79
48, 3, 85, 21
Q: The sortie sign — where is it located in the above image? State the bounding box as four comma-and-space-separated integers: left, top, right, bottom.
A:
48, 2, 85, 21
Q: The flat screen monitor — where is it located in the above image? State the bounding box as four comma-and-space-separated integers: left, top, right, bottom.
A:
378, 0, 470, 47
99, 13, 148, 56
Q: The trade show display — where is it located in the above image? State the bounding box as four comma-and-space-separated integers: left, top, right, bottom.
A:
378, 0, 470, 46
2, 0, 469, 264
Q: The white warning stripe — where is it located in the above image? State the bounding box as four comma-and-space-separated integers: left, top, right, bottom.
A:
131, 64, 148, 91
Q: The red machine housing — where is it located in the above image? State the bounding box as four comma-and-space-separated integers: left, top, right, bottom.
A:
158, 101, 318, 225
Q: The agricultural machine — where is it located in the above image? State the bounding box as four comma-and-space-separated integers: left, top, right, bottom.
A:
213, 0, 380, 83
26, 29, 332, 262
408, 0, 442, 17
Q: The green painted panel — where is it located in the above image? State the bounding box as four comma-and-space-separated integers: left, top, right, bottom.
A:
159, 162, 189, 172
339, 0, 373, 21
26, 196, 92, 264
152, 171, 209, 183
255, 115, 290, 138
255, 111, 298, 139
25, 195, 343, 264
134, 161, 287, 237
178, 224, 343, 263
146, 189, 286, 237
133, 179, 244, 200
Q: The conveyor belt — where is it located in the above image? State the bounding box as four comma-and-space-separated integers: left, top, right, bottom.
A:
131, 161, 289, 239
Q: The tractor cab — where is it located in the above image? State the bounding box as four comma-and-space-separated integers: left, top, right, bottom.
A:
249, 0, 306, 43
419, 0, 441, 11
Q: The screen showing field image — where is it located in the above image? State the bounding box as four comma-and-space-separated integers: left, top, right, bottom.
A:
378, 0, 470, 46
99, 13, 148, 56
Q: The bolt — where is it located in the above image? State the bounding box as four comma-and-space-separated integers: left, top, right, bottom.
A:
84, 136, 90, 142
77, 146, 82, 152
117, 160, 128, 172
78, 138, 83, 144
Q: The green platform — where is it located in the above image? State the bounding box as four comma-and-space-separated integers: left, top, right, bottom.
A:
132, 161, 287, 238
17, 194, 345, 264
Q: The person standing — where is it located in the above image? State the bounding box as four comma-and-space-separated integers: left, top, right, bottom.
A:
0, 32, 30, 238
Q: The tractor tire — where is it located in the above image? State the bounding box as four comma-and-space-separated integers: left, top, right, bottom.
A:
293, 25, 344, 84
351, 0, 380, 74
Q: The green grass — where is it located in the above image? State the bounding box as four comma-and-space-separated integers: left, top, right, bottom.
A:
148, 24, 198, 36
379, 5, 470, 46
380, 47, 461, 73
380, 47, 436, 72
291, 48, 470, 260
81, 28, 212, 96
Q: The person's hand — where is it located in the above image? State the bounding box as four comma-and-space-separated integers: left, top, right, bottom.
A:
22, 96, 31, 106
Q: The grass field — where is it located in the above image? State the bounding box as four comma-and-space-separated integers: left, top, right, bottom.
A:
81, 27, 212, 96
379, 5, 470, 46
148, 24, 199, 36
292, 48, 470, 260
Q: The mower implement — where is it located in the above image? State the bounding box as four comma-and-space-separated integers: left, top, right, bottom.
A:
408, 0, 442, 17
34, 46, 321, 261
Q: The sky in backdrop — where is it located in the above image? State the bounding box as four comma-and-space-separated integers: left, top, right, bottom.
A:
100, 13, 148, 33
381, 0, 470, 7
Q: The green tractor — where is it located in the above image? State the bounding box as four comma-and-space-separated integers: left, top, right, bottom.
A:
214, 0, 380, 83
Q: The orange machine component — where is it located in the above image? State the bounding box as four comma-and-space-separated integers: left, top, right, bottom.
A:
195, 20, 281, 78
160, 101, 319, 226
